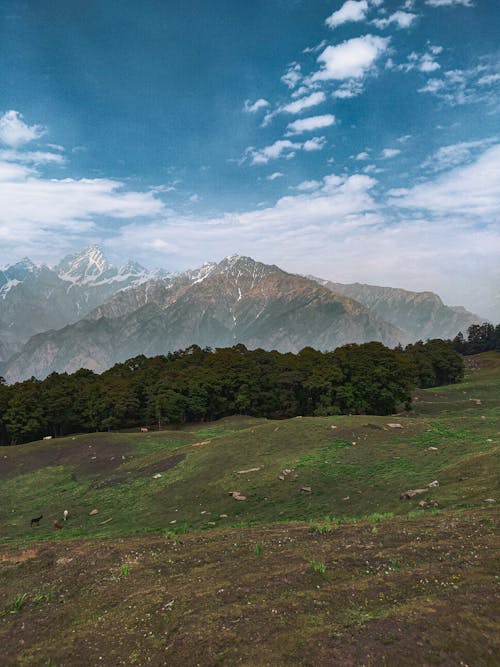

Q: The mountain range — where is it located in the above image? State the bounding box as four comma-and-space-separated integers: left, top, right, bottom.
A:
0, 246, 483, 383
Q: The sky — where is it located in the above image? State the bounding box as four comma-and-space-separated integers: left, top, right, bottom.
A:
0, 0, 499, 318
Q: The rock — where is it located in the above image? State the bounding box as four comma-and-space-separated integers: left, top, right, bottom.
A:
400, 489, 427, 500
278, 475, 285, 481
418, 500, 427, 508
282, 469, 292, 475
237, 467, 261, 474
169, 520, 177, 524
89, 508, 99, 515
330, 425, 337, 429
342, 496, 350, 501
428, 446, 438, 451
192, 440, 211, 447
483, 498, 496, 503
207, 521, 216, 526
220, 514, 228, 518
153, 473, 162, 479
387, 423, 403, 428
300, 486, 312, 493
428, 480, 439, 488
233, 494, 246, 501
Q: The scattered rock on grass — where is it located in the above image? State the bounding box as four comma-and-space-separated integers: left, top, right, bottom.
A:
237, 467, 261, 474
387, 423, 403, 429
483, 498, 496, 503
228, 491, 247, 501
300, 486, 312, 493
428, 480, 439, 488
428, 446, 438, 451
192, 440, 211, 448
89, 508, 99, 515
400, 489, 427, 500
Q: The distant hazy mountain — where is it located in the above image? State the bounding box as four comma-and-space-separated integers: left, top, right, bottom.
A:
2, 256, 404, 382
0, 246, 162, 363
310, 279, 482, 342
1, 248, 485, 384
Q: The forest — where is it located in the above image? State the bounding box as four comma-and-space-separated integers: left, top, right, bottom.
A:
0, 338, 464, 445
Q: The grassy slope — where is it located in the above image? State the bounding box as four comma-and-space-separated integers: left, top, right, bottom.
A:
0, 353, 499, 665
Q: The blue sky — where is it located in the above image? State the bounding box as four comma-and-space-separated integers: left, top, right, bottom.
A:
0, 0, 499, 317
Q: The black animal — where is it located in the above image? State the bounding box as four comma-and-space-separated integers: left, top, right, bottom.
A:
30, 515, 43, 527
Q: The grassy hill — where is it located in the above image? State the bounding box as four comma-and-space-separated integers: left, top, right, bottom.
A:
0, 352, 499, 665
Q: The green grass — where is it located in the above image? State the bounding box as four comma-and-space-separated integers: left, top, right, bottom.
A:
0, 354, 499, 547
0, 356, 499, 665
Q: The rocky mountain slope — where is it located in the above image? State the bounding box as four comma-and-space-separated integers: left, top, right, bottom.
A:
2, 256, 404, 382
0, 246, 162, 363
311, 279, 481, 342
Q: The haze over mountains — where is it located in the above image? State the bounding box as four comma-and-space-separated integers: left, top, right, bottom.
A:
0, 246, 483, 383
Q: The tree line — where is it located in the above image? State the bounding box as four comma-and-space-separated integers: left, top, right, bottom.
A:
453, 322, 500, 355
0, 339, 464, 445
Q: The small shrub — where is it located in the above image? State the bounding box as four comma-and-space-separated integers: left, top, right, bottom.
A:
310, 560, 327, 575
120, 565, 130, 576
254, 543, 264, 556
33, 592, 52, 604
3, 593, 28, 615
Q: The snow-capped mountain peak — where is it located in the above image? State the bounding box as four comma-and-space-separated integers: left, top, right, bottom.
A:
56, 245, 114, 285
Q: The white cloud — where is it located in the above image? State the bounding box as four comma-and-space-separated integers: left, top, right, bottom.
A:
286, 114, 336, 135
243, 98, 270, 113
303, 136, 327, 151
478, 73, 500, 86
0, 110, 46, 148
332, 80, 365, 99
280, 91, 326, 115
266, 172, 284, 181
373, 11, 417, 29
418, 65, 498, 105
0, 148, 65, 165
0, 159, 166, 258
386, 47, 442, 74
281, 63, 302, 89
355, 151, 370, 160
421, 138, 497, 171
390, 143, 500, 218
381, 148, 401, 159
295, 180, 321, 191
426, 0, 473, 6
325, 1, 369, 29
247, 140, 302, 165
312, 35, 390, 82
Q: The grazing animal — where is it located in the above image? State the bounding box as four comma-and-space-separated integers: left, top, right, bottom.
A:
53, 520, 63, 529
63, 510, 69, 521
30, 515, 43, 527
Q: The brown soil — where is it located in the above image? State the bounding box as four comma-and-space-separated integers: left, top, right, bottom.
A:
0, 509, 498, 667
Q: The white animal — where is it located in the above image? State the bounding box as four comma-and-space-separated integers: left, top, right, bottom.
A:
63, 510, 69, 521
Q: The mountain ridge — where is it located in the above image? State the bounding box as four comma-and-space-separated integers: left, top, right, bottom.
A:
0, 248, 484, 383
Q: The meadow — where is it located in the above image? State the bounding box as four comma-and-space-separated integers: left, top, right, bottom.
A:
0, 352, 498, 665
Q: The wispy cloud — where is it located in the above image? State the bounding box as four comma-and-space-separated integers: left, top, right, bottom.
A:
245, 135, 327, 164
426, 0, 473, 7
372, 11, 417, 29
266, 172, 284, 181
421, 137, 497, 171
418, 63, 500, 104
281, 63, 302, 89
280, 91, 326, 115
390, 143, 500, 218
381, 148, 402, 159
286, 114, 335, 135
243, 98, 270, 113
